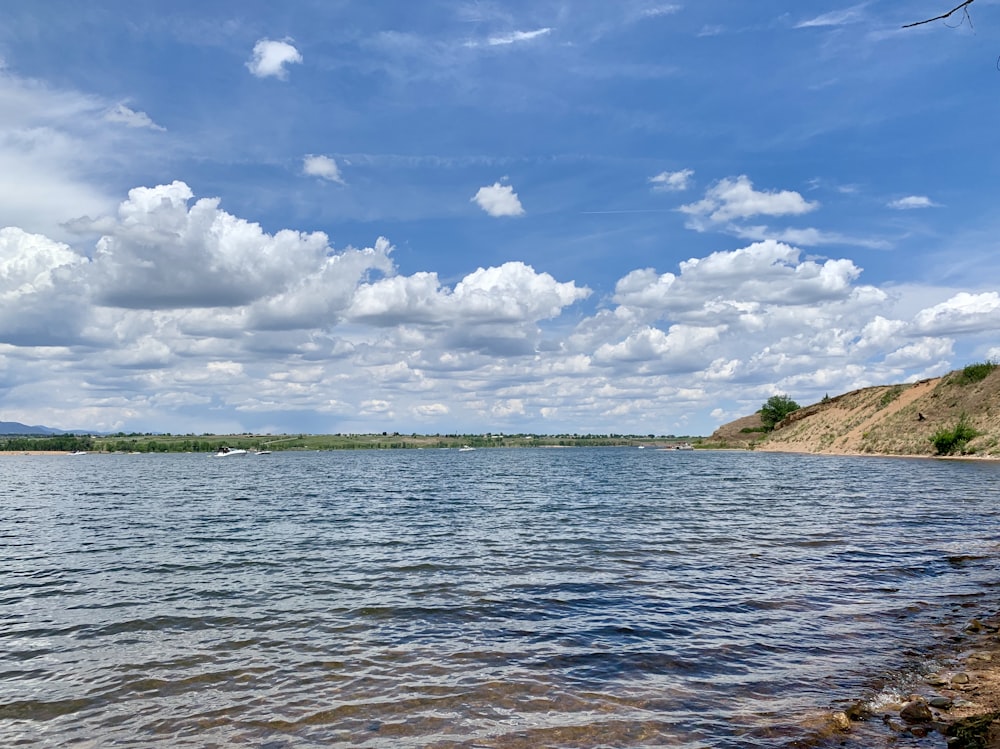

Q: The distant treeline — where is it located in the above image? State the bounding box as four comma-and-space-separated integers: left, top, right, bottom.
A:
0, 434, 94, 452
1, 432, 700, 453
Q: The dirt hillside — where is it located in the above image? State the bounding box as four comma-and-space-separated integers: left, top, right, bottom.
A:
707, 364, 1000, 457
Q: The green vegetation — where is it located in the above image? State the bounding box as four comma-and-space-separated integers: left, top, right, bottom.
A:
0, 432, 704, 453
0, 434, 93, 452
930, 414, 979, 455
953, 359, 999, 386
878, 385, 904, 409
759, 395, 800, 431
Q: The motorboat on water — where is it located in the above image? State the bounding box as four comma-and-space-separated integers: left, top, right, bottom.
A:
458, 446, 476, 452
213, 446, 248, 457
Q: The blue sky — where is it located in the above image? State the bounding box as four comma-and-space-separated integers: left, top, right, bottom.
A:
1, 1, 999, 436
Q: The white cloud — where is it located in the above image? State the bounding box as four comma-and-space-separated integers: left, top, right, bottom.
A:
1, 176, 991, 437
87, 181, 335, 309
888, 195, 940, 210
246, 39, 303, 79
303, 155, 345, 183
855, 316, 907, 353
471, 182, 525, 217
883, 337, 953, 367
672, 240, 861, 306
594, 324, 724, 373
913, 292, 1000, 334
487, 28, 552, 46
795, 6, 867, 28
249, 237, 395, 331
0, 227, 89, 345
680, 175, 818, 224
731, 224, 892, 250
348, 261, 590, 327
639, 5, 682, 19
361, 399, 393, 415
0, 69, 121, 239
650, 169, 693, 192
104, 104, 165, 131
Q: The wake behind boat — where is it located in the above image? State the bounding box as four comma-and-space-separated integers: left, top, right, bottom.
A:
213, 446, 248, 457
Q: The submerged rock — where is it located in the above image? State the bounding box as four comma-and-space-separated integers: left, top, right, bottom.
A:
828, 711, 851, 732
843, 700, 871, 721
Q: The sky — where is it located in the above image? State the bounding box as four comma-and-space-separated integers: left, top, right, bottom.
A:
1, 1, 999, 436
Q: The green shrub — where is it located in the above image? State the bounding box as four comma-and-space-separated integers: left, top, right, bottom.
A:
954, 360, 998, 386
930, 414, 979, 455
878, 386, 903, 409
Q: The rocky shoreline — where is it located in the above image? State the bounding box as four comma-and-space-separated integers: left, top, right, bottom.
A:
802, 611, 1000, 748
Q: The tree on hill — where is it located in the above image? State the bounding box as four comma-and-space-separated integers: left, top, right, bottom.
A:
759, 395, 800, 431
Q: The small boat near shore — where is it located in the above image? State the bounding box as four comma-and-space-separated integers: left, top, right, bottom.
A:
458, 446, 476, 452
213, 446, 248, 457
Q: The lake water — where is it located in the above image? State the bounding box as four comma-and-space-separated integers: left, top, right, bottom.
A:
2, 448, 1000, 748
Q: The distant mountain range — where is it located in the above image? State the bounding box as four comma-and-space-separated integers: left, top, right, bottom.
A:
0, 421, 70, 435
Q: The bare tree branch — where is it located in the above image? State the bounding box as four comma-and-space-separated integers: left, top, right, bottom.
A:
902, 0, 976, 29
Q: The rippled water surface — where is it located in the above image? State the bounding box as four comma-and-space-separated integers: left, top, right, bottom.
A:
3, 448, 1000, 748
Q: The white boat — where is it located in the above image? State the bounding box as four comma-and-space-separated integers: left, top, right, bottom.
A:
254, 450, 272, 455
213, 446, 248, 457
458, 446, 476, 452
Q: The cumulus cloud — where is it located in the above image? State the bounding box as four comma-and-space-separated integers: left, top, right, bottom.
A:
349, 261, 590, 327
594, 324, 724, 373
913, 292, 1000, 334
303, 155, 345, 183
3, 177, 994, 437
650, 169, 693, 192
247, 39, 303, 79
888, 195, 940, 210
471, 182, 525, 217
249, 237, 395, 331
88, 181, 333, 309
883, 337, 953, 368
569, 239, 889, 392
104, 103, 165, 131
414, 403, 450, 417
680, 175, 818, 224
0, 227, 89, 345
666, 240, 860, 307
